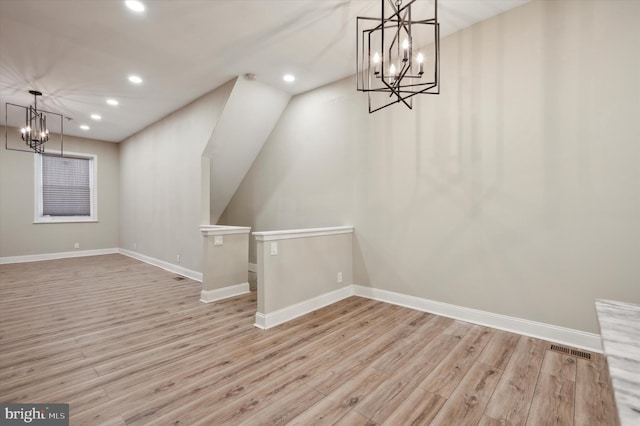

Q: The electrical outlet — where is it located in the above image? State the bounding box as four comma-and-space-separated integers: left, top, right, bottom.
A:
176, 254, 181, 263
214, 236, 223, 246
270, 242, 278, 256
74, 242, 80, 249
337, 272, 343, 283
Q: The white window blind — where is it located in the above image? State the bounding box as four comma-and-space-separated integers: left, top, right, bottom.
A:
42, 155, 91, 216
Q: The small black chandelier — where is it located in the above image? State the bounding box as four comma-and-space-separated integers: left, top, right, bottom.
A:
5, 90, 62, 155
20, 90, 50, 153
357, 0, 440, 113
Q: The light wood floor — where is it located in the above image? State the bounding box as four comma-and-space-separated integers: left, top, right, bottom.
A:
0, 254, 617, 425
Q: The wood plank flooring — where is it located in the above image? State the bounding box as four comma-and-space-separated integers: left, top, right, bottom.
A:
0, 254, 617, 425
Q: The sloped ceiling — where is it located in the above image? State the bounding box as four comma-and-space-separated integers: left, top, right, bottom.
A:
0, 0, 529, 143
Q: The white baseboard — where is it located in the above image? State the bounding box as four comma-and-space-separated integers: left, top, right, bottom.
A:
0, 248, 118, 265
248, 263, 257, 273
118, 249, 203, 282
352, 285, 602, 353
254, 285, 354, 330
200, 282, 250, 303
254, 312, 268, 330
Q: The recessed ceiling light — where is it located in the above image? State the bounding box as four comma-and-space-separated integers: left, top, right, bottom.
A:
283, 74, 295, 83
91, 114, 102, 121
128, 75, 143, 84
106, 99, 119, 106
80, 125, 90, 131
125, 0, 145, 13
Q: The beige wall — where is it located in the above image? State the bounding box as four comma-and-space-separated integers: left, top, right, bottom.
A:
0, 128, 119, 257
206, 78, 291, 224
202, 231, 249, 291
222, 0, 640, 333
256, 232, 353, 314
119, 80, 235, 273
217, 77, 357, 263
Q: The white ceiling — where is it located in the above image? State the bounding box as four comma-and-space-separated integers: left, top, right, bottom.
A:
0, 0, 529, 143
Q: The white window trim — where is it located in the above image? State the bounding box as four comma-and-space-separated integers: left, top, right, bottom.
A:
34, 151, 99, 224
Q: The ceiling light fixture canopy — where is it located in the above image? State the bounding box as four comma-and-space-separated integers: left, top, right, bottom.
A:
357, 0, 440, 113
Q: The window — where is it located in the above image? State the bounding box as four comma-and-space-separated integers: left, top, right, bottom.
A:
35, 153, 97, 223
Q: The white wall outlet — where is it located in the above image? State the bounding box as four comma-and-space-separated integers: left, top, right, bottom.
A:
214, 236, 224, 246
337, 272, 343, 283
270, 242, 278, 256
74, 242, 80, 249
176, 254, 181, 263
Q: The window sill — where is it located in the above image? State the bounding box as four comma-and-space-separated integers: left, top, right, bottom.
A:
34, 217, 99, 224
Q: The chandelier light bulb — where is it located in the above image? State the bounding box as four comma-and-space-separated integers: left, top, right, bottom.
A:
373, 52, 381, 74
417, 52, 425, 75
402, 39, 410, 61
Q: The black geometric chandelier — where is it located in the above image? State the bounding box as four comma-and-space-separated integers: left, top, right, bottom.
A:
357, 0, 440, 113
5, 90, 63, 155
20, 90, 50, 153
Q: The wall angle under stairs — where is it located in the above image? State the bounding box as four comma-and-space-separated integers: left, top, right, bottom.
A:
203, 77, 291, 224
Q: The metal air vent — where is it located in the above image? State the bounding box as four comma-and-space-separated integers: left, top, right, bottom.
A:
550, 344, 592, 360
